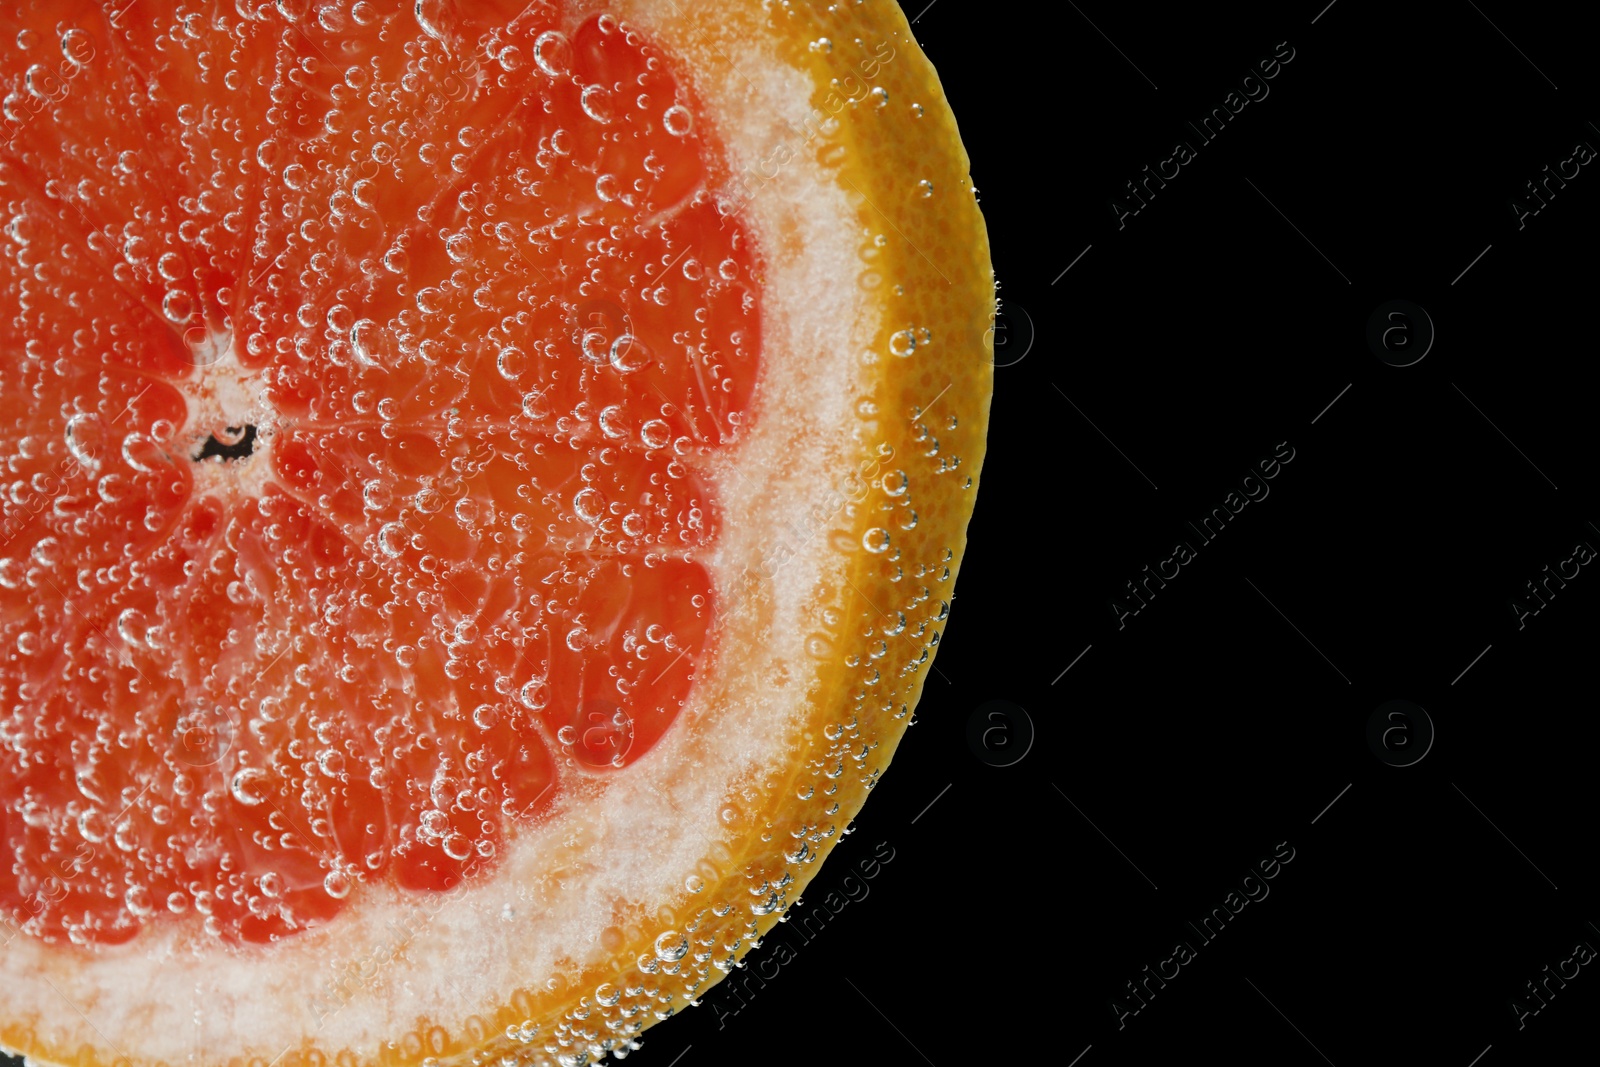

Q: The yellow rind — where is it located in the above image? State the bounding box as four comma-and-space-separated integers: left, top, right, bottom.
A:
452, 4, 994, 1063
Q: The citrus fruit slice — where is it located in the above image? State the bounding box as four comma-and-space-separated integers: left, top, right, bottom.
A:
0, 1, 991, 1064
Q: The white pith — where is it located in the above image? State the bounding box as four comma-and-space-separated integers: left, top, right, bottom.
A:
0, 0, 874, 1061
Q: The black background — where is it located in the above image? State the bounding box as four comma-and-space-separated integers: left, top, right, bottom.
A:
8, 2, 1599, 1066
639, 1, 1600, 1065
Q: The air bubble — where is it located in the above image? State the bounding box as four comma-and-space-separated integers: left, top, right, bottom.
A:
574, 488, 605, 524
230, 768, 268, 806
363, 480, 393, 511
125, 885, 155, 917
64, 413, 104, 471
161, 289, 194, 323
22, 64, 56, 100
378, 522, 407, 556
533, 31, 572, 77
95, 473, 129, 504
640, 420, 671, 450
60, 28, 92, 67
598, 405, 627, 439
351, 319, 385, 366
497, 345, 528, 380
415, 487, 443, 514
413, 0, 451, 42
416, 287, 446, 315
581, 328, 612, 364
581, 85, 614, 124
116, 608, 149, 647
662, 105, 693, 137
654, 930, 689, 962
610, 334, 650, 373
31, 538, 62, 567
212, 424, 248, 447
78, 810, 109, 844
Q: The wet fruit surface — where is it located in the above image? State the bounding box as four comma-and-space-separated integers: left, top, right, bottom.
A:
0, 2, 758, 945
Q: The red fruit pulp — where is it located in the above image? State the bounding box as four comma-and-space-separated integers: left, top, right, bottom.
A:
0, 2, 758, 945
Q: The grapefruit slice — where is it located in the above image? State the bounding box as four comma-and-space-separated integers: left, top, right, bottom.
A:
0, 1, 992, 1064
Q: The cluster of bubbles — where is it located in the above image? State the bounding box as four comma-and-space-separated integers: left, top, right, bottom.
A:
0, 4, 760, 946
518, 413, 966, 1067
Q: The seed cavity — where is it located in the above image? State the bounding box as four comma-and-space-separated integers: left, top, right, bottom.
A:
192, 424, 257, 462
